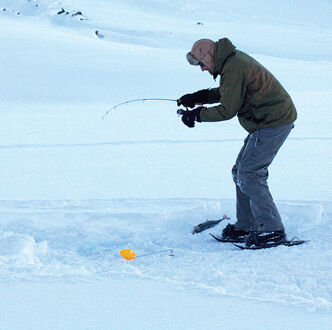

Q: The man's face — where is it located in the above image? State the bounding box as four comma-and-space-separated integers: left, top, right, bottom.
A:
199, 62, 209, 72
199, 62, 213, 75
187, 49, 214, 75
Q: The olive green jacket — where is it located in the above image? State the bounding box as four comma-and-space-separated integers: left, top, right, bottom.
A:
200, 38, 297, 132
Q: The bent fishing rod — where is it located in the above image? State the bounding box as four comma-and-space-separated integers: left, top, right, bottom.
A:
102, 98, 177, 120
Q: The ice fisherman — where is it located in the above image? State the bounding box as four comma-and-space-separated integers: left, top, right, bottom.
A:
177, 38, 297, 248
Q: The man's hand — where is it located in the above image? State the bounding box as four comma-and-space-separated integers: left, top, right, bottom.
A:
177, 93, 196, 108
181, 107, 204, 128
177, 89, 209, 108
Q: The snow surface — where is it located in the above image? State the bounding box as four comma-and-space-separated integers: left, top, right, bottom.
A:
0, 0, 331, 329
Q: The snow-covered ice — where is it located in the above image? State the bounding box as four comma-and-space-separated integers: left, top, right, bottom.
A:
0, 0, 331, 329
0, 199, 331, 328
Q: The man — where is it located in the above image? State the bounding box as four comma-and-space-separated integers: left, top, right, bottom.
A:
178, 38, 297, 247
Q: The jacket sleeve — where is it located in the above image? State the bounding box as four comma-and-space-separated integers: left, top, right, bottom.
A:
206, 88, 221, 104
191, 88, 220, 104
200, 64, 246, 122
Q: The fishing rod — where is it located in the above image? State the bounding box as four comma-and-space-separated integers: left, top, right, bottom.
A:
102, 98, 177, 120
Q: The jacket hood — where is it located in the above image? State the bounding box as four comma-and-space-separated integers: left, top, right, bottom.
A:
213, 38, 236, 79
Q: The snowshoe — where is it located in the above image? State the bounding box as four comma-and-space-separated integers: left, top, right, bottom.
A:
209, 233, 245, 243
234, 236, 308, 250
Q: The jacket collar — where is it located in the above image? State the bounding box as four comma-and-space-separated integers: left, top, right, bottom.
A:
213, 38, 236, 79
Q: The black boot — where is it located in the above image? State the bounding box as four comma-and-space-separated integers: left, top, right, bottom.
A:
222, 224, 249, 240
245, 230, 286, 247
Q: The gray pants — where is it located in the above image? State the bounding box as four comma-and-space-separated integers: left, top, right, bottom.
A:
232, 123, 294, 232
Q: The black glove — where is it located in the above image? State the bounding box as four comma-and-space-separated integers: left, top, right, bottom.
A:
177, 89, 209, 108
181, 107, 203, 128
